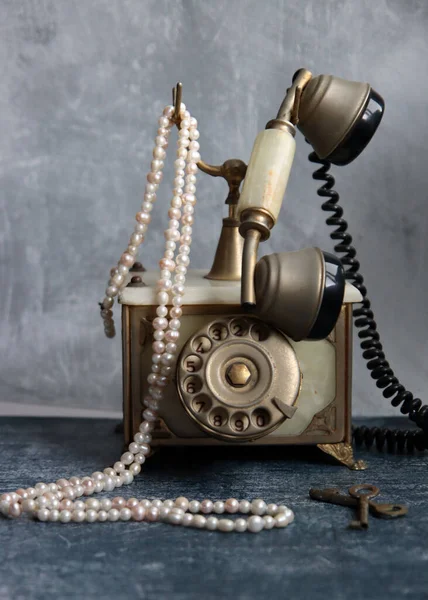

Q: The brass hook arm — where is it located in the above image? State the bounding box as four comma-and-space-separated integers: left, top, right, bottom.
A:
171, 83, 247, 214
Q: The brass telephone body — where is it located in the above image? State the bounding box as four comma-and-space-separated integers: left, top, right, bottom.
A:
120, 273, 364, 469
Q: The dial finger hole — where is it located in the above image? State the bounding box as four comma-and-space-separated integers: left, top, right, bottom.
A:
208, 323, 228, 342
251, 408, 271, 429
192, 336, 212, 355
209, 407, 229, 429
230, 318, 249, 338
250, 322, 271, 342
183, 354, 203, 373
231, 412, 250, 433
191, 394, 212, 414
184, 376, 202, 395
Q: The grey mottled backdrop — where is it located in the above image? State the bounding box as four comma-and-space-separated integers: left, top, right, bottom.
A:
1, 0, 427, 418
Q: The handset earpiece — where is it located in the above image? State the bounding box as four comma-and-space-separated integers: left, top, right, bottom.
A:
253, 248, 345, 341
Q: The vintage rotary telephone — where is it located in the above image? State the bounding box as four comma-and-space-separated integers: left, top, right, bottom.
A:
120, 68, 427, 469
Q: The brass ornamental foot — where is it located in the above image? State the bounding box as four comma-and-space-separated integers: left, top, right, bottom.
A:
317, 443, 367, 471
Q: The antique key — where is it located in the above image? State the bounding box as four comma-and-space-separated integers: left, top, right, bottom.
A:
309, 485, 408, 529
348, 484, 379, 529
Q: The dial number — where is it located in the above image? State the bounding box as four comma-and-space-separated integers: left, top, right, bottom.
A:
230, 319, 248, 337
192, 395, 212, 414
209, 408, 228, 428
250, 323, 270, 342
192, 336, 212, 354
184, 376, 202, 395
231, 412, 250, 433
184, 354, 202, 373
209, 323, 228, 342
252, 408, 271, 428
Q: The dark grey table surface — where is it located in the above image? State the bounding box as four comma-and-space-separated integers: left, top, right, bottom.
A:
0, 417, 427, 600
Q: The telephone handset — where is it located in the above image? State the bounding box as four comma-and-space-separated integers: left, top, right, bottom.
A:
121, 67, 426, 464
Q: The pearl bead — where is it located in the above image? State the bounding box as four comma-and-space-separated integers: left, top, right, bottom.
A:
59, 510, 72, 523
165, 330, 180, 342
251, 499, 267, 516
146, 507, 160, 522
120, 508, 132, 521
248, 515, 264, 533
188, 151, 201, 163
188, 500, 200, 513
72, 510, 86, 523
120, 252, 134, 267
200, 499, 213, 514
175, 496, 189, 511
239, 500, 251, 514
155, 135, 168, 147
175, 158, 186, 170
274, 512, 289, 528
136, 211, 151, 225
218, 519, 234, 532
134, 223, 148, 234
108, 509, 120, 522
151, 159, 164, 171
225, 498, 239, 514
103, 477, 115, 492
22, 499, 36, 512
153, 318, 168, 331
114, 461, 125, 473
205, 516, 218, 531
131, 506, 146, 521
234, 518, 248, 533
213, 501, 225, 514
141, 202, 153, 213
168, 511, 183, 525
153, 146, 166, 160
157, 291, 169, 305
133, 453, 146, 465
170, 307, 182, 318
163, 105, 174, 117
190, 129, 200, 140
98, 511, 108, 522
129, 462, 141, 475
122, 471, 134, 485
147, 171, 162, 185
138, 443, 151, 456
182, 513, 194, 527
159, 115, 171, 127
169, 319, 181, 330
263, 515, 276, 530
189, 140, 199, 150
37, 508, 50, 521
85, 509, 97, 522
192, 515, 206, 529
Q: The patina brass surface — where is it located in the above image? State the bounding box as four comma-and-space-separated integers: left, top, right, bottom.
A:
122, 304, 354, 456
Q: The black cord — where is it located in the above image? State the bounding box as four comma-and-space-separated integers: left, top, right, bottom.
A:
308, 150, 428, 452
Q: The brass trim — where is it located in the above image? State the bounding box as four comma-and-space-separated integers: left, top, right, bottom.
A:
205, 218, 244, 281
317, 443, 367, 471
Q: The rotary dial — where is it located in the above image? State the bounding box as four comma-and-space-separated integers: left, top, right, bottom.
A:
177, 316, 301, 442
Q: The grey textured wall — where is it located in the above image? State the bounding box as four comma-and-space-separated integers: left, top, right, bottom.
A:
1, 0, 427, 418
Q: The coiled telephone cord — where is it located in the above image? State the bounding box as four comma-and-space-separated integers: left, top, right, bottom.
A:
308, 150, 428, 452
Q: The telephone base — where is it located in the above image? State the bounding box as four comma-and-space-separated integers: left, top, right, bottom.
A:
317, 443, 367, 471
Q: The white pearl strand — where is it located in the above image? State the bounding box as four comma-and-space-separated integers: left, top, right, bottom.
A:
0, 104, 294, 533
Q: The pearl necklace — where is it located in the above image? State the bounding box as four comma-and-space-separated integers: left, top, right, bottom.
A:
0, 104, 294, 533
